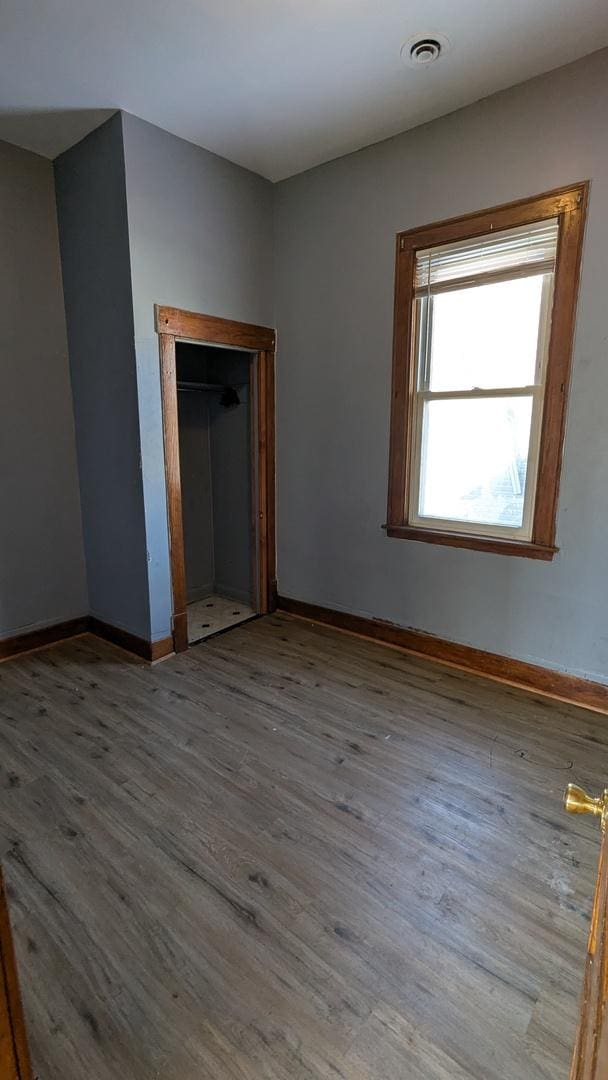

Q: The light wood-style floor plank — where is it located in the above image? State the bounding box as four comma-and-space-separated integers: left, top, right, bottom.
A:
0, 614, 604, 1078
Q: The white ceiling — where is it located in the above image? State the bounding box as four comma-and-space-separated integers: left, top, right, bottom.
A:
0, 0, 607, 181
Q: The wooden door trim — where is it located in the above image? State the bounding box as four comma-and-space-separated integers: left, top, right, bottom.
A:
155, 307, 275, 351
156, 306, 277, 653
1, 867, 33, 1079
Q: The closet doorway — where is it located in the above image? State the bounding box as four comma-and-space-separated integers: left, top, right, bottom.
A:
156, 307, 276, 653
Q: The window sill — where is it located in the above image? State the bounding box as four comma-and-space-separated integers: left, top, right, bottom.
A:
384, 524, 558, 560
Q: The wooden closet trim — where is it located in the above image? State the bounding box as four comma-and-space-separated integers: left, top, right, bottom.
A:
156, 306, 277, 653
156, 307, 275, 351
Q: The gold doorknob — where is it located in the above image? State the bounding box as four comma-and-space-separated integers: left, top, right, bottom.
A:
564, 783, 608, 827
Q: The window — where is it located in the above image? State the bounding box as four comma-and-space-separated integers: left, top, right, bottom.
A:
386, 184, 588, 559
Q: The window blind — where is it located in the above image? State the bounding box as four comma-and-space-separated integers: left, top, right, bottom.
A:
414, 217, 559, 294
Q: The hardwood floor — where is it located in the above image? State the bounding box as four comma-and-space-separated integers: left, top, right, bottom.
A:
0, 613, 604, 1079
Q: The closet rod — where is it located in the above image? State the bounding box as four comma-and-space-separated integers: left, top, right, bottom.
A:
176, 380, 246, 393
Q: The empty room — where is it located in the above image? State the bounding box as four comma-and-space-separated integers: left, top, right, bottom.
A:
1, 2, 608, 1077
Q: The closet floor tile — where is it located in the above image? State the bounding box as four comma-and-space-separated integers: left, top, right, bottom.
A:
187, 594, 255, 643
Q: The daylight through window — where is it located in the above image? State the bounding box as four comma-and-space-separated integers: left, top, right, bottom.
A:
386, 185, 588, 558
410, 219, 557, 538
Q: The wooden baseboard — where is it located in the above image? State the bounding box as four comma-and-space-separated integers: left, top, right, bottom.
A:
0, 617, 89, 662
88, 618, 173, 662
0, 616, 173, 664
149, 636, 175, 662
277, 595, 608, 716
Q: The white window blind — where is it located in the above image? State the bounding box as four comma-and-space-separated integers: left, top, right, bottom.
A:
414, 218, 559, 294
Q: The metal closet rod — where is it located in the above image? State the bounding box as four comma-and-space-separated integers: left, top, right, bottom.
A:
176, 380, 247, 392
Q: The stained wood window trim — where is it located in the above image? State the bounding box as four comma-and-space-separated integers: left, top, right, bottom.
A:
385, 182, 589, 560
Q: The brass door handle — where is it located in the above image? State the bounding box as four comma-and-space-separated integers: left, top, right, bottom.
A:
564, 783, 608, 829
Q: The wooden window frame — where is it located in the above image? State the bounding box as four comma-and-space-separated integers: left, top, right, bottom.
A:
386, 182, 589, 560
155, 305, 277, 653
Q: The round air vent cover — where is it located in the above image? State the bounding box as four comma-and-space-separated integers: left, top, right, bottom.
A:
401, 32, 450, 67
409, 38, 441, 64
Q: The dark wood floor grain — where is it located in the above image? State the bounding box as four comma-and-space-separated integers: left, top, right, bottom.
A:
0, 614, 604, 1078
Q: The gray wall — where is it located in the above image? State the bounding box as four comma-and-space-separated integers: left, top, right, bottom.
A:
178, 390, 215, 603
121, 112, 273, 639
55, 114, 151, 639
0, 138, 86, 638
274, 48, 608, 684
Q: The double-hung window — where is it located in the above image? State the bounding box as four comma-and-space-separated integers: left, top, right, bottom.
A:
386, 184, 588, 559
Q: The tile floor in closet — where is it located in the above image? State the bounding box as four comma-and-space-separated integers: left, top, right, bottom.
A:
187, 594, 256, 643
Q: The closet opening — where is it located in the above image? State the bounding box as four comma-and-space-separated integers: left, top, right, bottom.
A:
177, 342, 255, 644
156, 306, 276, 654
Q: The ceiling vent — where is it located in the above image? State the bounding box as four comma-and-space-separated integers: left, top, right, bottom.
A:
410, 38, 441, 64
401, 33, 450, 67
